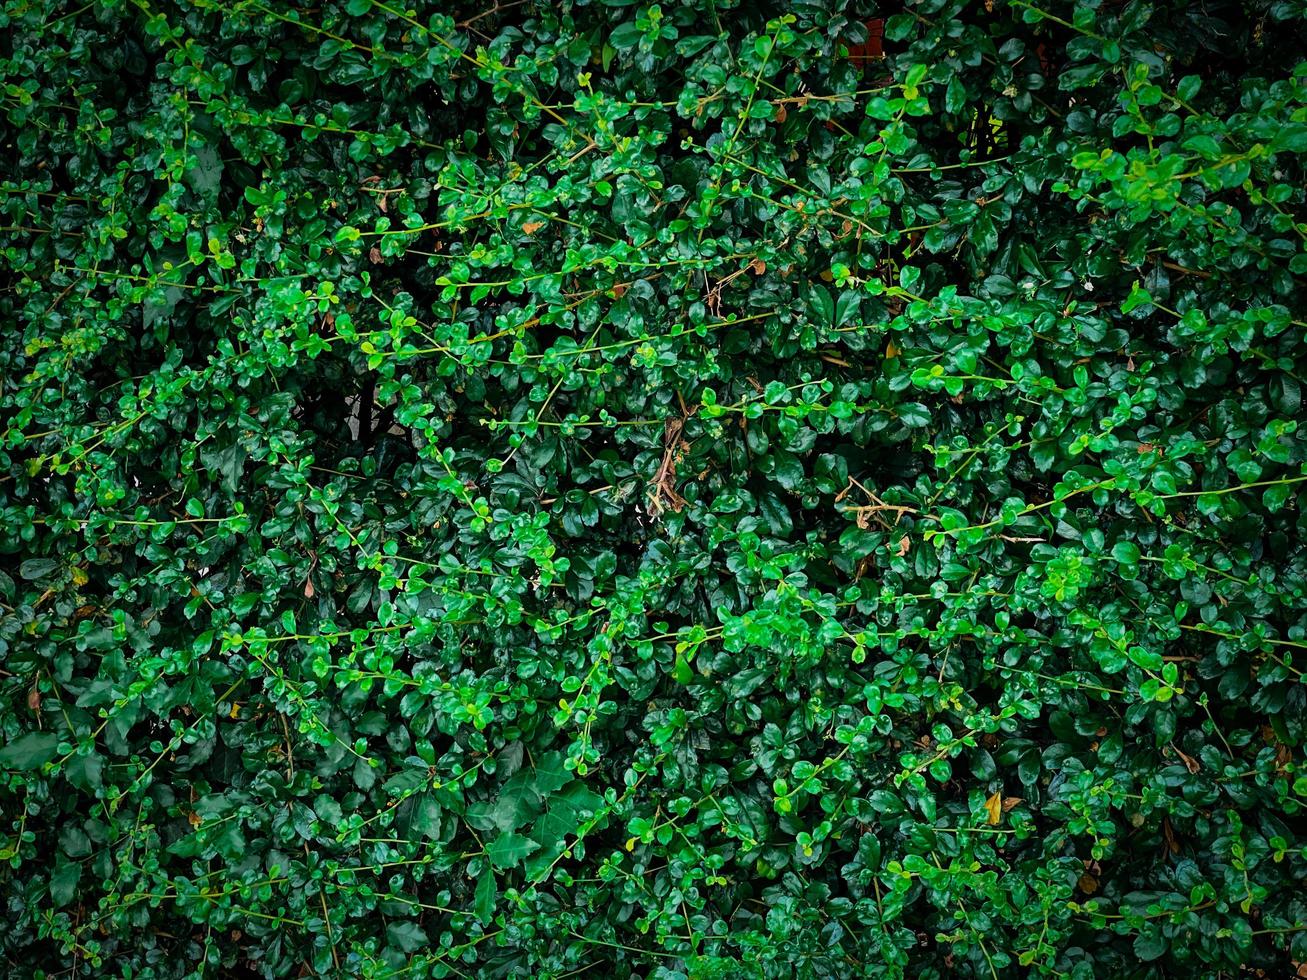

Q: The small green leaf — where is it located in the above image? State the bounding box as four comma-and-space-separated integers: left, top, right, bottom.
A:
1121, 282, 1154, 314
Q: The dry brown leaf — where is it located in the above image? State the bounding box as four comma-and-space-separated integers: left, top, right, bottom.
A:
522, 220, 545, 235
368, 246, 383, 264
27, 687, 41, 713
304, 577, 315, 599
646, 417, 688, 518
896, 535, 910, 557
1077, 874, 1098, 894
984, 791, 1003, 825
1162, 816, 1180, 854
886, 339, 900, 359
1173, 745, 1200, 774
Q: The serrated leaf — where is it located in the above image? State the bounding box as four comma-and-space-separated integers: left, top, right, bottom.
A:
486, 831, 539, 869
0, 732, 58, 770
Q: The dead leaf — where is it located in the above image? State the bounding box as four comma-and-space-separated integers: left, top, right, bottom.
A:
368, 246, 383, 264
1275, 742, 1292, 770
1173, 744, 1200, 774
27, 687, 40, 713
886, 339, 901, 359
1162, 816, 1180, 854
522, 220, 545, 235
749, 258, 766, 275
646, 417, 688, 518
1077, 873, 1098, 894
984, 790, 1003, 825
304, 577, 315, 599
188, 811, 203, 828
775, 104, 787, 123
896, 535, 910, 557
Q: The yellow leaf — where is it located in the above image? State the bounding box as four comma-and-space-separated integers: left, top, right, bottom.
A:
984, 790, 1003, 825
885, 340, 901, 359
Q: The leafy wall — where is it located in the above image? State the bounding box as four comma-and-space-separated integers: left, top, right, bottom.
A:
2, 0, 1307, 976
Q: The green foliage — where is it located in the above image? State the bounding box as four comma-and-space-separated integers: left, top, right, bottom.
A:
2, 0, 1306, 976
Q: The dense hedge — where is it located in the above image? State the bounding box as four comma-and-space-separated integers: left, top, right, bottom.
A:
3, 0, 1307, 976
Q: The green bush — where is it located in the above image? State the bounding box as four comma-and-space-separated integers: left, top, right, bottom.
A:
3, 0, 1307, 975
